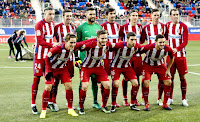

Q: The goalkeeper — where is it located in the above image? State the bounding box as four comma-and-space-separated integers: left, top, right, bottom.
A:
75, 7, 102, 109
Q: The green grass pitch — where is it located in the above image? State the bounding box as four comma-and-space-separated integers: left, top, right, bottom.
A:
0, 41, 200, 121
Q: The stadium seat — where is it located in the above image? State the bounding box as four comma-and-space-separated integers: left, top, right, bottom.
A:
117, 2, 121, 6
60, 0, 63, 2
120, 6, 123, 9
19, 1, 23, 5
191, 10, 196, 14
192, 7, 195, 10
185, 7, 192, 10
173, 3, 176, 7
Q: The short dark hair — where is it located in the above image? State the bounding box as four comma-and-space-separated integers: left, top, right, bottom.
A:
63, 9, 72, 16
65, 33, 77, 42
130, 10, 138, 14
19, 30, 25, 35
44, 7, 54, 12
13, 30, 19, 34
86, 7, 95, 12
170, 9, 179, 15
127, 32, 136, 39
106, 8, 115, 15
151, 9, 159, 14
97, 30, 107, 38
155, 34, 164, 42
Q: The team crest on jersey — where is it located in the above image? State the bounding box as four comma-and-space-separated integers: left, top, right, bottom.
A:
81, 44, 86, 49
177, 29, 180, 33
160, 28, 163, 33
47, 52, 52, 57
37, 30, 41, 36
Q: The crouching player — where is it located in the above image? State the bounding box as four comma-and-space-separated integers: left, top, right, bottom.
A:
79, 30, 111, 115
40, 33, 90, 118
140, 34, 174, 111
110, 32, 141, 112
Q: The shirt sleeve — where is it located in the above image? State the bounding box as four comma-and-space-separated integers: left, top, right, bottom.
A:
35, 23, 53, 48
119, 25, 124, 41
167, 46, 174, 58
74, 39, 93, 50
76, 25, 82, 42
45, 46, 60, 72
176, 25, 188, 51
54, 24, 59, 42
23, 36, 28, 47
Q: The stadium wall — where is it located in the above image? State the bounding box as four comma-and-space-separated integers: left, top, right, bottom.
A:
0, 27, 200, 43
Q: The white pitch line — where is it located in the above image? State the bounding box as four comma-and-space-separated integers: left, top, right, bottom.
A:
0, 44, 8, 46
188, 72, 200, 76
0, 67, 32, 69
0, 49, 8, 50
188, 64, 200, 66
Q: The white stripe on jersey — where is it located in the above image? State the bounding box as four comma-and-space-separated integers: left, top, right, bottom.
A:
169, 23, 173, 49
43, 48, 48, 59
157, 23, 162, 34
150, 48, 157, 66
111, 49, 120, 67
107, 23, 113, 43
150, 23, 155, 44
83, 49, 92, 67
157, 49, 165, 65
60, 50, 73, 68
58, 26, 62, 43
175, 23, 181, 57
89, 47, 100, 68
51, 22, 54, 36
63, 24, 67, 37
145, 27, 149, 44
45, 23, 50, 43
117, 47, 128, 68
145, 50, 150, 63
52, 50, 66, 68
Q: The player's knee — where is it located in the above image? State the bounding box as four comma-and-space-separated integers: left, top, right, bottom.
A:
143, 80, 150, 87
45, 84, 52, 91
64, 83, 72, 90
104, 83, 110, 89
179, 74, 185, 80
81, 83, 88, 91
163, 80, 171, 86
131, 79, 138, 86
113, 80, 119, 87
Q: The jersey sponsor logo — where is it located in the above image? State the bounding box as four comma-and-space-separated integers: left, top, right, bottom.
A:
108, 35, 119, 39
92, 55, 104, 60
177, 29, 180, 33
160, 28, 163, 33
36, 30, 41, 36
81, 44, 86, 49
58, 57, 69, 61
84, 31, 88, 33
168, 34, 181, 39
45, 35, 53, 39
47, 52, 52, 57
136, 35, 141, 39
119, 55, 132, 60
150, 36, 156, 40
150, 56, 164, 61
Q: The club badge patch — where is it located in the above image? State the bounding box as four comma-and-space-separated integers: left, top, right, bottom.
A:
36, 30, 41, 36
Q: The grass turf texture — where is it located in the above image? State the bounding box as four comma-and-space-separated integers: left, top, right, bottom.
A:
0, 41, 199, 121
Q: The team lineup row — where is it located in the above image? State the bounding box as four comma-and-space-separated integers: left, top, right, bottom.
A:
31, 7, 189, 119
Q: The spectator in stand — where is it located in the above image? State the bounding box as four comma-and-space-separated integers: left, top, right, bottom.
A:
0, 8, 3, 16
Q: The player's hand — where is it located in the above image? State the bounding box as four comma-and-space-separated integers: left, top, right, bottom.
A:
53, 42, 61, 47
75, 60, 82, 69
101, 59, 104, 66
165, 69, 171, 78
172, 48, 177, 54
45, 72, 53, 81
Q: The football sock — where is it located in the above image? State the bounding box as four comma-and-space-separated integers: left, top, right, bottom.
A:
91, 75, 98, 104
42, 90, 50, 110
66, 89, 73, 109
122, 79, 128, 99
102, 88, 110, 107
32, 76, 40, 104
100, 84, 104, 102
170, 79, 174, 99
163, 85, 171, 104
181, 79, 187, 100
131, 85, 138, 104
79, 89, 86, 108
111, 85, 118, 105
158, 80, 164, 100
142, 79, 149, 104
52, 81, 59, 103
137, 76, 140, 91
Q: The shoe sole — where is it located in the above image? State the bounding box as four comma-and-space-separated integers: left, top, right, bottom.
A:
79, 112, 86, 115
144, 108, 150, 111
32, 111, 39, 115
110, 109, 116, 113
131, 108, 140, 111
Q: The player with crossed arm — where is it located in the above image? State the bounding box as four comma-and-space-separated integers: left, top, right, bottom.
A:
100, 7, 121, 107
140, 34, 174, 111
31, 7, 60, 114
119, 10, 142, 106
51, 9, 77, 111
79, 30, 111, 115
110, 32, 141, 112
166, 9, 189, 106
39, 33, 91, 118
140, 9, 167, 106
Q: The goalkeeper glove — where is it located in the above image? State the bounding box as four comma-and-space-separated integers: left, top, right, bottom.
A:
75, 60, 82, 69
45, 72, 53, 81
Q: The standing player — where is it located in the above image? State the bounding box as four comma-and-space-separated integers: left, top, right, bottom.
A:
7, 30, 18, 58
166, 9, 189, 106
79, 30, 111, 114
141, 9, 167, 106
100, 7, 121, 107
110, 32, 141, 112
76, 7, 103, 109
52, 9, 77, 111
31, 7, 59, 114
140, 34, 174, 111
119, 10, 142, 106
40, 33, 90, 118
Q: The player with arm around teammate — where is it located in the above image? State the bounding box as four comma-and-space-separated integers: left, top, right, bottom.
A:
140, 34, 174, 111
110, 32, 141, 112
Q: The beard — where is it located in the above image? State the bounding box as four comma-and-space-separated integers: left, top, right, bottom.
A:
88, 18, 95, 23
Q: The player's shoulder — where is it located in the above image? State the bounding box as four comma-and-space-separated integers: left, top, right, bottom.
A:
143, 24, 149, 28
164, 44, 172, 50
100, 22, 107, 27
115, 22, 121, 27
180, 21, 188, 28
35, 19, 44, 27
55, 23, 62, 27
137, 23, 143, 27
77, 22, 86, 29
122, 23, 128, 27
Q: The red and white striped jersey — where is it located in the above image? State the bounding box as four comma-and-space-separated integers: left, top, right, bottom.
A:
166, 21, 188, 57
81, 38, 112, 68
119, 23, 142, 57
111, 42, 141, 68
141, 43, 173, 66
101, 21, 120, 59
54, 23, 76, 61
141, 22, 167, 44
34, 19, 55, 60
45, 40, 89, 72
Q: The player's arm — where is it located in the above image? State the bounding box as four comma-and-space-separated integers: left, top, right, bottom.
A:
165, 47, 174, 77
175, 25, 188, 53
74, 39, 93, 50
54, 24, 59, 42
35, 23, 53, 48
23, 36, 29, 47
137, 44, 149, 54
140, 26, 147, 44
